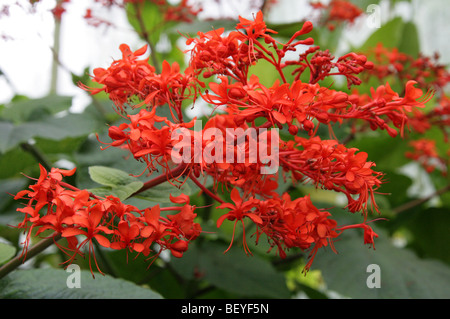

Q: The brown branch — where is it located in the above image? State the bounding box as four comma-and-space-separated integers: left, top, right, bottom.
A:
392, 184, 450, 214
189, 174, 224, 204
131, 163, 188, 197
0, 233, 62, 280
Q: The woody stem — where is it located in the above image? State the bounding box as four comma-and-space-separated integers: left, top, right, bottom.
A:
393, 184, 450, 214
20, 143, 52, 172
189, 174, 224, 204
132, 163, 188, 196
0, 233, 62, 280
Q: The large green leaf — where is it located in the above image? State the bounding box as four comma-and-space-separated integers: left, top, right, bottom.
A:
0, 147, 35, 179
348, 134, 410, 171
401, 207, 450, 265
0, 242, 16, 265
357, 17, 405, 52
89, 182, 144, 201
1, 95, 72, 124
313, 225, 450, 298
34, 136, 87, 156
170, 19, 238, 36
0, 122, 13, 154
0, 268, 162, 299
398, 21, 420, 58
126, 1, 167, 45
171, 241, 291, 299
88, 165, 137, 187
376, 170, 413, 209
1, 112, 100, 153
88, 165, 195, 203
136, 180, 194, 203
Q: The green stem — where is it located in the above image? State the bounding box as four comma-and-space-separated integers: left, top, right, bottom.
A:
133, 2, 161, 73
50, 9, 62, 95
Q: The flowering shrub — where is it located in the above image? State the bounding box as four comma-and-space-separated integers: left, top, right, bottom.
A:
1, 0, 450, 299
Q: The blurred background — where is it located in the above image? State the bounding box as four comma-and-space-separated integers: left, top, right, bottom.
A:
0, 0, 449, 110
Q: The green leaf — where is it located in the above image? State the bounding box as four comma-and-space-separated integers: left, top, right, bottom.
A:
170, 19, 238, 35
357, 17, 405, 52
89, 181, 144, 201
136, 180, 193, 203
1, 95, 73, 124
376, 170, 413, 208
313, 226, 450, 298
0, 122, 13, 154
34, 136, 87, 156
402, 208, 450, 265
0, 268, 163, 299
0, 242, 16, 265
88, 166, 148, 201
1, 112, 100, 153
249, 58, 282, 88
171, 241, 291, 298
0, 147, 35, 179
71, 67, 91, 87
88, 165, 137, 188
348, 133, 410, 171
398, 21, 420, 58
88, 165, 197, 203
126, 1, 166, 45
0, 178, 28, 213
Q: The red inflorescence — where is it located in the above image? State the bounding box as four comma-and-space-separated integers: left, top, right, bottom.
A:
14, 10, 439, 275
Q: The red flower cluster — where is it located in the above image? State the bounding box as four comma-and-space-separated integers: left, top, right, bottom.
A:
14, 164, 201, 276
365, 43, 450, 92
361, 44, 450, 173
310, 0, 364, 30
215, 186, 381, 273
216, 188, 341, 272
15, 10, 435, 275
86, 0, 202, 26
405, 138, 447, 175
80, 10, 435, 271
82, 44, 199, 119
347, 80, 433, 137
408, 94, 450, 138
101, 106, 196, 175
279, 136, 383, 214
285, 48, 374, 88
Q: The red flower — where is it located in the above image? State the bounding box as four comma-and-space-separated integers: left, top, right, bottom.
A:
337, 221, 382, 249
80, 43, 155, 111
61, 200, 113, 276
280, 136, 383, 215
167, 205, 202, 241
406, 138, 447, 174
236, 10, 277, 43
111, 221, 144, 261
328, 0, 363, 24
139, 204, 195, 260
216, 188, 262, 255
